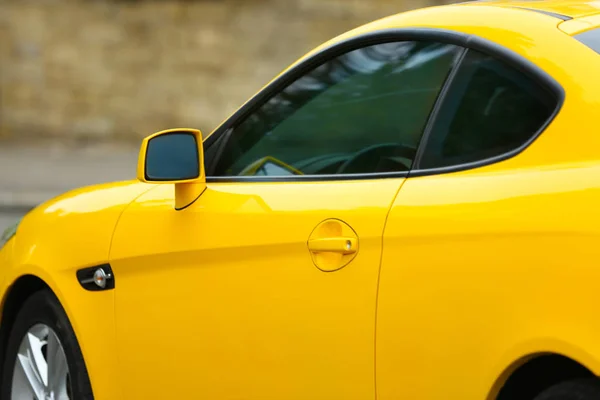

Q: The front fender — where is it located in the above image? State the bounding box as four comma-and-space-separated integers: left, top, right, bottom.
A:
0, 180, 153, 400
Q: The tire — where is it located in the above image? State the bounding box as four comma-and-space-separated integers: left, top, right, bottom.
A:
0, 289, 93, 400
534, 379, 600, 400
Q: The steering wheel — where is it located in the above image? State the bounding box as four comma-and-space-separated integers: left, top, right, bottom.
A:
336, 142, 417, 175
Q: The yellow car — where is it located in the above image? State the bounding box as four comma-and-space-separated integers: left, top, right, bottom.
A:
6, 0, 600, 399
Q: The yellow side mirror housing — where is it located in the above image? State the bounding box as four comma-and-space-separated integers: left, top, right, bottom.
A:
137, 128, 206, 210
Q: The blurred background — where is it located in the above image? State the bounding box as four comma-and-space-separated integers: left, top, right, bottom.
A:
0, 0, 453, 230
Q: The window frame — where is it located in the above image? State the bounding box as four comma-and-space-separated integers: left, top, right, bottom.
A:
202, 28, 564, 183
410, 40, 564, 177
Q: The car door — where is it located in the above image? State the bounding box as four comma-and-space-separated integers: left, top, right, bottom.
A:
376, 47, 562, 399
109, 37, 461, 400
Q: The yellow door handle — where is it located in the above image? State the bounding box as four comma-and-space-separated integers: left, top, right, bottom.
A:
307, 237, 358, 254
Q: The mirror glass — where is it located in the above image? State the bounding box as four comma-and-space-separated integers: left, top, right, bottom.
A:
145, 132, 200, 181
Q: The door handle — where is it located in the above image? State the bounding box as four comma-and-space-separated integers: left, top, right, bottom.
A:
307, 237, 357, 254
307, 219, 359, 272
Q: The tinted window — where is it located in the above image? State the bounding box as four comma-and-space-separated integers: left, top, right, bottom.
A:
212, 41, 460, 177
419, 50, 556, 169
574, 27, 600, 55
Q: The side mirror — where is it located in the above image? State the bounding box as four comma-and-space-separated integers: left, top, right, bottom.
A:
137, 128, 206, 210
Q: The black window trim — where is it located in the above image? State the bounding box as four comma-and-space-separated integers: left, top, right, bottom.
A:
411, 47, 469, 170
203, 27, 565, 183
410, 35, 564, 177
511, 7, 572, 21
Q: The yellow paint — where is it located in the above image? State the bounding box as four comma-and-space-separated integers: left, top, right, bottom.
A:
307, 219, 359, 272
378, 163, 600, 399
2, 1, 600, 399
477, 0, 600, 19
108, 178, 403, 400
559, 13, 600, 34
0, 181, 153, 399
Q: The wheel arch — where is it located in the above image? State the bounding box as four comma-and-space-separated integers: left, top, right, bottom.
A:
489, 352, 597, 400
0, 274, 51, 377
0, 264, 121, 400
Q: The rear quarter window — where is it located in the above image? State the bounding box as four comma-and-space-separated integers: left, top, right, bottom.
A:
418, 49, 557, 170
574, 27, 600, 54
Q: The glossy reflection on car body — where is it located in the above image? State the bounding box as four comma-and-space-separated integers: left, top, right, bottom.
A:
4, 1, 600, 400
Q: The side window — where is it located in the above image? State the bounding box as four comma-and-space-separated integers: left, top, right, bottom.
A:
212, 41, 461, 177
574, 27, 600, 55
419, 49, 557, 169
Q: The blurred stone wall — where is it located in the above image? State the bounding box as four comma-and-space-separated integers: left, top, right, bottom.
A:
0, 0, 448, 142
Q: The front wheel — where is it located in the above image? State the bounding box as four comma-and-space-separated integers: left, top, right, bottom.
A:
534, 379, 600, 400
0, 290, 93, 400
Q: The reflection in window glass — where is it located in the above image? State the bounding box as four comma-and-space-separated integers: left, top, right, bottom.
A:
257, 162, 295, 176
213, 41, 461, 176
419, 50, 556, 169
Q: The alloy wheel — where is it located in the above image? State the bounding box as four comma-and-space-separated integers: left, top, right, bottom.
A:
11, 323, 70, 400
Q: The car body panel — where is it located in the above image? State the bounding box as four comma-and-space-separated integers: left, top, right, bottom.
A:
476, 0, 600, 19
2, 1, 600, 399
378, 161, 600, 400
559, 13, 600, 34
109, 179, 405, 400
0, 181, 153, 399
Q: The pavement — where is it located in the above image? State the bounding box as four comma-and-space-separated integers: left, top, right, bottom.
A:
0, 140, 139, 231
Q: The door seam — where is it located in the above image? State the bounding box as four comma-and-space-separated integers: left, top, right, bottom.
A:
373, 178, 408, 400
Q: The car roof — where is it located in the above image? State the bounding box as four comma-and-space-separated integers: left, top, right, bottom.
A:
291, 0, 600, 62
296, 1, 587, 61
467, 0, 600, 20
